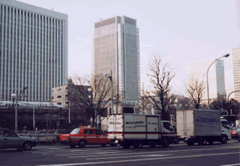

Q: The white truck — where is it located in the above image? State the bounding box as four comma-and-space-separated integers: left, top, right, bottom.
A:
107, 113, 177, 149
177, 109, 231, 145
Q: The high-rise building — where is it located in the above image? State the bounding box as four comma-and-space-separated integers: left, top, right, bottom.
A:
0, 0, 68, 102
93, 16, 140, 113
231, 47, 240, 101
187, 59, 226, 103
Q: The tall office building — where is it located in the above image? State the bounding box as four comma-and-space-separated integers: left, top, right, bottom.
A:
231, 47, 240, 101
187, 59, 226, 102
93, 16, 140, 112
232, 0, 240, 102
0, 0, 68, 102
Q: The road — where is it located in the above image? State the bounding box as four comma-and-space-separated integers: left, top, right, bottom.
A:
0, 140, 240, 166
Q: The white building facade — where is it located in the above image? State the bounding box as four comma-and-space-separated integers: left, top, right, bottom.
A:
93, 16, 140, 111
0, 0, 68, 102
187, 58, 226, 102
231, 47, 240, 101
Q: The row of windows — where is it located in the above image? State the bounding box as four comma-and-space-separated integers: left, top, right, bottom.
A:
1, 5, 65, 23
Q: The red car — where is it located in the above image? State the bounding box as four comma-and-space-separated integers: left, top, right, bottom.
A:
59, 134, 70, 145
231, 127, 240, 139
68, 126, 110, 148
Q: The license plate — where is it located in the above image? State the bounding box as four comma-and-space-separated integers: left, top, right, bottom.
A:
115, 140, 118, 143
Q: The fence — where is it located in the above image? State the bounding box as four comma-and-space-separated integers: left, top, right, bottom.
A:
17, 129, 73, 143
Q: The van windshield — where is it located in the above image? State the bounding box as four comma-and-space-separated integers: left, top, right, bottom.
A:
70, 128, 80, 135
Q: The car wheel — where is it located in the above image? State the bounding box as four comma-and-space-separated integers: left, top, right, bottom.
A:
78, 140, 86, 148
17, 147, 23, 151
162, 140, 169, 147
23, 142, 32, 151
101, 144, 107, 147
70, 145, 76, 148
221, 136, 228, 144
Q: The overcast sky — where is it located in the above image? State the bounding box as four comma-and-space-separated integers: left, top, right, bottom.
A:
18, 0, 239, 97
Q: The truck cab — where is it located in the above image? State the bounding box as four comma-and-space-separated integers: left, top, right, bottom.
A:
220, 117, 231, 141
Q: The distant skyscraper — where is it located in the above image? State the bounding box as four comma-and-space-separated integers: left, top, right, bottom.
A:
93, 16, 140, 110
187, 59, 226, 102
236, 0, 240, 45
231, 47, 240, 101
0, 0, 68, 102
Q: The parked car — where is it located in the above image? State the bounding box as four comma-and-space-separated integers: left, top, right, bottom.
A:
68, 126, 110, 148
0, 127, 37, 151
231, 127, 240, 139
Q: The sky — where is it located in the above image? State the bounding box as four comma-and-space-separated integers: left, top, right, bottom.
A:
18, 0, 239, 97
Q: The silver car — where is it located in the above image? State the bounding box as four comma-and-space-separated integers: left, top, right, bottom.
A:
0, 128, 37, 151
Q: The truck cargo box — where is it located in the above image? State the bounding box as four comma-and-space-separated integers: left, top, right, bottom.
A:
108, 114, 163, 140
177, 109, 221, 138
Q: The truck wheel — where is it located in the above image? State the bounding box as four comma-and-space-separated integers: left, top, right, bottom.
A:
78, 140, 86, 148
174, 138, 179, 144
187, 142, 194, 146
122, 145, 130, 149
162, 140, 169, 147
134, 142, 143, 148
70, 145, 76, 148
198, 138, 206, 146
208, 141, 213, 145
150, 143, 156, 148
221, 136, 228, 144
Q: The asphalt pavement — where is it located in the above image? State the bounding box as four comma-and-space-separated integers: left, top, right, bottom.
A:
0, 140, 240, 166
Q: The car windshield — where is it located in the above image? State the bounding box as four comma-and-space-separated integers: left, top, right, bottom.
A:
70, 128, 80, 134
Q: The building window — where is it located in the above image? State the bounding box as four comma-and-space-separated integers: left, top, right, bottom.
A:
52, 90, 54, 92
66, 102, 68, 104
57, 88, 62, 91
52, 97, 54, 99
57, 103, 61, 105
57, 95, 62, 98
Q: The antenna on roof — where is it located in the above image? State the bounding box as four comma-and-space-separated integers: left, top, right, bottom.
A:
52, 7, 54, 11
100, 18, 102, 21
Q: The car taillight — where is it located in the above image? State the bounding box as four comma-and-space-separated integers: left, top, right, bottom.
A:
178, 136, 181, 138
190, 136, 194, 138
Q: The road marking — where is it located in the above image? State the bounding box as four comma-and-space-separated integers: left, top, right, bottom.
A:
67, 145, 240, 158
220, 163, 240, 166
36, 151, 240, 166
84, 154, 172, 160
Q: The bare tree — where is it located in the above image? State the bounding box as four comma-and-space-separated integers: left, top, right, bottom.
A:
137, 84, 152, 114
185, 74, 205, 109
69, 74, 116, 127
144, 54, 177, 120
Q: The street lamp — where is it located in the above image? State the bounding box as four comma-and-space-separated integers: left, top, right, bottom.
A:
207, 54, 229, 110
228, 90, 240, 100
105, 70, 113, 115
